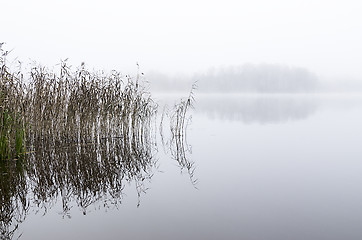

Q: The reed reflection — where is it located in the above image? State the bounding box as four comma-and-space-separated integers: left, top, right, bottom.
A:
169, 86, 197, 186
1, 115, 157, 239
159, 85, 198, 187
0, 161, 28, 240
1, 108, 194, 239
27, 136, 155, 215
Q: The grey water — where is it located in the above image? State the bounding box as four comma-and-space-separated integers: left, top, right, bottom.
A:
8, 93, 362, 239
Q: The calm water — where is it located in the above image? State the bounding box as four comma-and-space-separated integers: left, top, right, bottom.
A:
6, 94, 362, 240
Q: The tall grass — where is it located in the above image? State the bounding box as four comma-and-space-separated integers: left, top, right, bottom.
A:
0, 49, 26, 162
0, 110, 25, 161
24, 61, 157, 146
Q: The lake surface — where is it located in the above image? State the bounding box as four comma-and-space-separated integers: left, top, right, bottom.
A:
4, 93, 362, 240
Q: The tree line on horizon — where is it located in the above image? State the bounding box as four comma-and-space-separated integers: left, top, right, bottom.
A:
148, 64, 320, 93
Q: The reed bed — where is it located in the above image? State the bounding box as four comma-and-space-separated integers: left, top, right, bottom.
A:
0, 53, 26, 162
1, 47, 159, 238
1, 53, 157, 158
24, 61, 157, 148
0, 45, 196, 239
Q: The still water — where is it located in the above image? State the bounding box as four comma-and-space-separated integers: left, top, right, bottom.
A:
5, 94, 362, 240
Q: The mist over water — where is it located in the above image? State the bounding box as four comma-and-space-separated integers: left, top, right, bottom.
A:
2, 40, 362, 239
2, 0, 362, 239
147, 64, 362, 94
2, 58, 362, 239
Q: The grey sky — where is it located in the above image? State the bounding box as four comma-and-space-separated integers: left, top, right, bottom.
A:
3, 0, 362, 79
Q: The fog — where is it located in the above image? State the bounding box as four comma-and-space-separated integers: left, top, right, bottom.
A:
148, 64, 321, 93
3, 2, 362, 239
2, 0, 362, 85
194, 94, 319, 123
193, 94, 362, 123
148, 64, 362, 93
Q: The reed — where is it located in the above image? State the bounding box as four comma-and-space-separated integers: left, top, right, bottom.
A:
169, 82, 198, 186
0, 49, 26, 162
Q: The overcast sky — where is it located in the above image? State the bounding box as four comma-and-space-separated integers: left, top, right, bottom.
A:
3, 0, 362, 79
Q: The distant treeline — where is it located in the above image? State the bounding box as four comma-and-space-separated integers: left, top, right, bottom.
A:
195, 64, 319, 93
148, 64, 320, 93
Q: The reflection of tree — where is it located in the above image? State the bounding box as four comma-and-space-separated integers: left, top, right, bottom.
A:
196, 95, 319, 124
